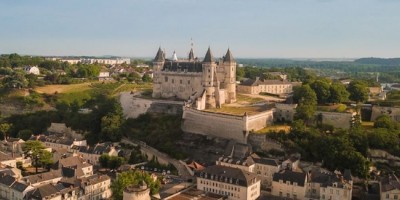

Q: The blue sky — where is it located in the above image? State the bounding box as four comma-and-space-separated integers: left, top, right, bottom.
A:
0, 0, 399, 58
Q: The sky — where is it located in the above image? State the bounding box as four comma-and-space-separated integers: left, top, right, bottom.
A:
0, 0, 399, 58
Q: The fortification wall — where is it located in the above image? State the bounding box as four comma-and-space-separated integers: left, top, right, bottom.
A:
182, 108, 274, 144
371, 106, 400, 122
119, 92, 183, 119
247, 111, 274, 131
315, 111, 355, 129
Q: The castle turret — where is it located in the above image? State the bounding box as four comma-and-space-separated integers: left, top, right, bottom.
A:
152, 47, 165, 98
223, 48, 236, 103
202, 47, 217, 108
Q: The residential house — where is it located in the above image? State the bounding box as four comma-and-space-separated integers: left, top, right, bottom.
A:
24, 170, 63, 187
71, 143, 119, 165
196, 165, 260, 200
55, 156, 93, 178
271, 170, 307, 200
251, 155, 280, 189
380, 174, 400, 200
306, 168, 353, 200
30, 183, 62, 200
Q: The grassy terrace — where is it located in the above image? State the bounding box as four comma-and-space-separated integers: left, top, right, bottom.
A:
205, 105, 268, 116
255, 124, 291, 134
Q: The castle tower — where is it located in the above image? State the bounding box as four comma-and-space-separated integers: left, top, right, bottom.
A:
202, 47, 217, 108
223, 48, 237, 103
152, 47, 165, 98
188, 48, 195, 61
123, 181, 150, 200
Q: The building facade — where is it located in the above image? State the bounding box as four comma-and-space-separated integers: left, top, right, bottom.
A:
237, 77, 293, 95
152, 47, 236, 109
196, 165, 260, 200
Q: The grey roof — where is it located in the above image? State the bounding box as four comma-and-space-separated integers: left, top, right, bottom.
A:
188, 48, 195, 61
26, 170, 62, 184
273, 170, 307, 186
57, 156, 91, 168
0, 173, 16, 186
252, 157, 279, 167
203, 47, 214, 63
218, 155, 255, 167
381, 174, 400, 192
30, 184, 61, 199
223, 48, 235, 63
11, 181, 29, 192
162, 60, 203, 72
241, 78, 292, 86
196, 165, 259, 187
72, 142, 113, 155
154, 47, 165, 62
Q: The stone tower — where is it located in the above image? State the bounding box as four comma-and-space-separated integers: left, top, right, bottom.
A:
152, 47, 164, 98
222, 48, 237, 103
202, 47, 217, 108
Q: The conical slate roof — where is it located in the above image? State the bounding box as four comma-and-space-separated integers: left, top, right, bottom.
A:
223, 48, 235, 62
188, 48, 195, 61
154, 47, 164, 62
203, 47, 214, 63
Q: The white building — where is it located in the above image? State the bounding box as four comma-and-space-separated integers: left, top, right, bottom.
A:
196, 165, 260, 200
271, 170, 308, 200
24, 66, 40, 75
237, 77, 293, 95
306, 169, 353, 200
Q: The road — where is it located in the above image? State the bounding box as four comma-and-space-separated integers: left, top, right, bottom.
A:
121, 138, 193, 180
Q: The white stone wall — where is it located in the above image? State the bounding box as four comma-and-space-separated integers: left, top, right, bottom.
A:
371, 106, 400, 122
182, 108, 274, 144
271, 181, 306, 200
197, 177, 260, 200
315, 111, 355, 129
381, 189, 400, 200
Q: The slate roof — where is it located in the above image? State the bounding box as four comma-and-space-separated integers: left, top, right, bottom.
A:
273, 170, 307, 187
80, 174, 110, 187
223, 48, 235, 63
241, 78, 292, 87
0, 173, 16, 186
196, 165, 259, 187
154, 47, 165, 62
162, 60, 203, 73
11, 181, 29, 192
381, 174, 400, 192
26, 170, 62, 184
30, 184, 61, 199
252, 157, 279, 167
217, 155, 255, 167
57, 156, 91, 168
203, 47, 214, 63
72, 142, 114, 155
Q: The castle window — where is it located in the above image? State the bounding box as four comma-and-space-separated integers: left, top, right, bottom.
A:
172, 79, 174, 83
165, 76, 168, 82
188, 80, 190, 84
208, 69, 210, 73
180, 80, 182, 84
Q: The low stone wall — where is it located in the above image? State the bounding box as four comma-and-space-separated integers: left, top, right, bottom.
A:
119, 92, 183, 119
371, 106, 400, 122
181, 107, 274, 144
315, 111, 355, 129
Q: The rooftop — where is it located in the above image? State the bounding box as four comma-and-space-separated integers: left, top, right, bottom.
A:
196, 165, 259, 187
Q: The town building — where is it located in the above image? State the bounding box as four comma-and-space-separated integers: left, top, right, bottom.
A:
71, 142, 119, 165
152, 47, 236, 109
380, 174, 400, 200
196, 165, 260, 200
237, 77, 293, 95
271, 170, 308, 200
251, 155, 280, 190
305, 168, 353, 200
98, 71, 111, 81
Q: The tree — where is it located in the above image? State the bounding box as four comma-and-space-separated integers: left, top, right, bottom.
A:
374, 115, 396, 130
294, 85, 317, 122
141, 74, 152, 82
347, 80, 369, 103
99, 154, 110, 168
0, 123, 12, 140
329, 82, 350, 103
18, 129, 33, 141
108, 156, 125, 169
22, 140, 53, 173
310, 80, 331, 104
101, 113, 122, 142
111, 170, 161, 200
